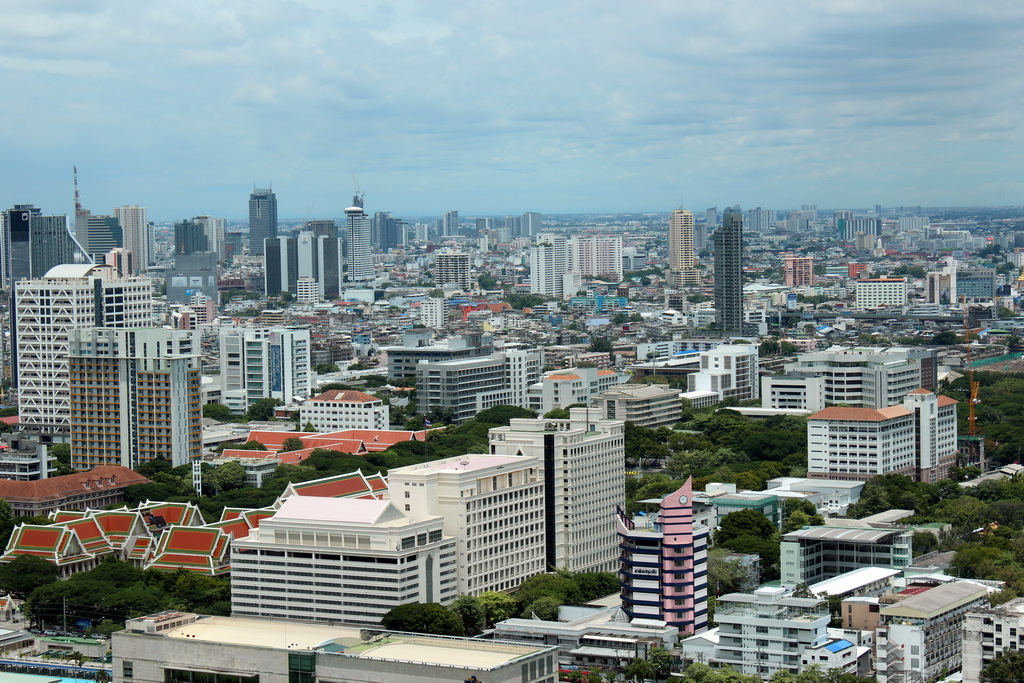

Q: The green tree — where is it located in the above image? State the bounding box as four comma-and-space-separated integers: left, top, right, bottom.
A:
474, 405, 537, 426
211, 461, 246, 492
246, 398, 282, 422
0, 499, 15, 550
981, 648, 1024, 682
380, 603, 465, 636
49, 442, 74, 476
0, 555, 60, 599
280, 437, 305, 453
521, 595, 561, 620
781, 499, 824, 533
449, 595, 486, 635
202, 403, 236, 422
708, 548, 749, 596
716, 509, 776, 546
622, 657, 654, 682
478, 591, 518, 626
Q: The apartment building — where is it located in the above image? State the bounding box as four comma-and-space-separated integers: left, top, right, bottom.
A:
417, 350, 542, 423
489, 409, 625, 573
69, 328, 202, 469
616, 478, 709, 635
780, 525, 913, 585
686, 344, 759, 402
388, 453, 545, 595
963, 597, 1024, 683
806, 389, 958, 482
298, 390, 389, 432
433, 251, 472, 290
855, 277, 908, 309
219, 326, 311, 412
875, 582, 989, 683
590, 384, 683, 428
525, 366, 628, 415
384, 331, 494, 379
231, 496, 457, 625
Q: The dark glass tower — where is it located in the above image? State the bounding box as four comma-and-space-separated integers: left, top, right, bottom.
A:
174, 219, 209, 255
714, 206, 744, 336
248, 187, 277, 256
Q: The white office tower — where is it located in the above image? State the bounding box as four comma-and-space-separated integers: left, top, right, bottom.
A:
218, 326, 311, 413
442, 210, 459, 237
570, 235, 623, 281
193, 215, 227, 263
112, 205, 149, 272
529, 233, 570, 298
433, 251, 473, 290
420, 296, 448, 329
69, 328, 202, 470
16, 264, 152, 436
389, 453, 546, 595
231, 496, 457, 624
345, 205, 373, 281
489, 408, 625, 573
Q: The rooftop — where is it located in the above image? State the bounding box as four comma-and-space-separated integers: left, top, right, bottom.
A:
783, 526, 905, 543
808, 405, 913, 422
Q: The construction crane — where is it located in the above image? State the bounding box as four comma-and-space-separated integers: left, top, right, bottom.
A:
351, 174, 365, 208
963, 298, 981, 437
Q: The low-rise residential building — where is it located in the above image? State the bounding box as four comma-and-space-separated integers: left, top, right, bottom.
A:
780, 525, 913, 585
387, 453, 546, 595
525, 367, 628, 415
417, 350, 543, 423
113, 611, 557, 683
615, 479, 709, 636
231, 496, 458, 625
298, 389, 389, 432
590, 384, 682, 428
686, 344, 760, 403
962, 597, 1024, 683
855, 277, 908, 308
875, 582, 989, 682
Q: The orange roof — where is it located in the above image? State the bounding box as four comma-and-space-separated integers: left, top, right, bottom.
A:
0, 466, 150, 503
290, 472, 374, 498
546, 374, 580, 381
908, 388, 932, 394
220, 448, 278, 460
597, 369, 618, 376
242, 431, 299, 449
809, 405, 913, 422
937, 395, 959, 407
308, 390, 381, 403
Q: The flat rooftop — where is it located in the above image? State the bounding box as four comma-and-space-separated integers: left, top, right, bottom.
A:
160, 616, 546, 668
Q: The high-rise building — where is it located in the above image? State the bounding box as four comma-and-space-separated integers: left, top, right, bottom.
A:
434, 251, 472, 290
616, 478, 709, 635
69, 327, 202, 470
192, 215, 226, 263
112, 205, 149, 273
783, 255, 814, 286
76, 215, 123, 263
0, 206, 90, 291
488, 408, 625, 573
714, 206, 744, 335
442, 210, 459, 237
668, 209, 700, 287
218, 327, 311, 412
344, 205, 373, 281
522, 212, 542, 237
306, 219, 337, 239
420, 297, 448, 329
747, 207, 776, 233
15, 264, 152, 436
705, 207, 718, 227
263, 236, 298, 295
174, 219, 208, 255
529, 233, 569, 298
570, 235, 623, 281
248, 187, 277, 256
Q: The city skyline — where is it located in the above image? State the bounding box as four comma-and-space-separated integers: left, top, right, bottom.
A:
1, 1, 1021, 219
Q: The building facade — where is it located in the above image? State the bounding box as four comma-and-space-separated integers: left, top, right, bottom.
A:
417, 350, 543, 423
855, 278, 908, 308
783, 256, 814, 287
433, 251, 472, 290
590, 384, 682, 428
529, 233, 571, 299
525, 367, 628, 415
219, 327, 311, 412
112, 205, 149, 272
345, 205, 373, 281
668, 209, 700, 288
686, 344, 759, 402
248, 187, 277, 257
298, 390, 389, 432
714, 207, 744, 334
570, 235, 623, 281
69, 328, 202, 469
963, 597, 1024, 683
780, 525, 913, 585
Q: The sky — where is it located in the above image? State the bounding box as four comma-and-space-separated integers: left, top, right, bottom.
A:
1, 0, 1022, 220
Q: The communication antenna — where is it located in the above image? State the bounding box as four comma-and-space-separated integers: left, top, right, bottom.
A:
73, 166, 89, 220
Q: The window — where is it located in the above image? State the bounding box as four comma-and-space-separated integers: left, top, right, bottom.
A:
123, 662, 134, 679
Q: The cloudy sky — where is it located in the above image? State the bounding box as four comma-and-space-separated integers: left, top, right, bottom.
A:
1, 0, 1021, 220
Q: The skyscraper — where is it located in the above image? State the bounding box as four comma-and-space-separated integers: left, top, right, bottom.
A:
248, 187, 277, 256
174, 219, 209, 255
69, 327, 202, 469
522, 212, 542, 237
667, 209, 700, 287
714, 206, 744, 335
113, 205, 149, 273
345, 205, 373, 281
442, 210, 459, 237
76, 214, 123, 263
705, 207, 718, 227
434, 251, 472, 290
265, 233, 340, 297
193, 215, 226, 263
570, 235, 623, 281
529, 233, 570, 298
16, 264, 152, 436
747, 207, 776, 233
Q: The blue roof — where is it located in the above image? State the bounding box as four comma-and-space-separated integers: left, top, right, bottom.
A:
825, 639, 853, 653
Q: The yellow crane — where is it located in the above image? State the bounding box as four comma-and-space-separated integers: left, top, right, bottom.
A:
963, 298, 981, 437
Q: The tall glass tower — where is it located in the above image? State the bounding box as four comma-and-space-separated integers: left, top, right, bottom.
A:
714, 206, 744, 335
248, 187, 277, 256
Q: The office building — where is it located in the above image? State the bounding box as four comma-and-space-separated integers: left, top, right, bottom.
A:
384, 331, 494, 379
69, 328, 202, 470
231, 496, 457, 624
876, 583, 989, 683
747, 207, 776, 233
591, 384, 683, 428
224, 231, 244, 262
855, 277, 908, 308
298, 389, 389, 432
783, 256, 814, 286
686, 344, 759, 402
616, 478, 709, 635
529, 233, 571, 298
193, 215, 226, 263
417, 350, 543, 423
434, 251, 472, 289
104, 248, 133, 277
266, 233, 341, 298
264, 236, 298, 295
957, 267, 997, 301
766, 346, 935, 410
248, 187, 277, 256
705, 207, 718, 227
165, 251, 218, 304
389, 453, 546, 595
174, 218, 208, 255
840, 217, 881, 241
419, 296, 448, 328
522, 211, 542, 237
307, 218, 338, 239
668, 209, 700, 287
525, 367, 628, 415
15, 264, 152, 437
112, 205, 149, 272
714, 206, 744, 334
489, 409, 625, 573
926, 267, 957, 305
1, 206, 91, 292
219, 327, 311, 412
114, 612, 556, 683
807, 389, 958, 483
780, 524, 913, 585
570, 235, 623, 281
963, 597, 1024, 683
345, 205, 373, 281
76, 214, 123, 263
441, 209, 459, 237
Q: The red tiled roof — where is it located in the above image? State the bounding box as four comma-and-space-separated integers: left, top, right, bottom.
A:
0, 416, 17, 426
808, 406, 913, 422
937, 395, 959, 407
0, 466, 150, 503
308, 390, 380, 404
291, 472, 374, 498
